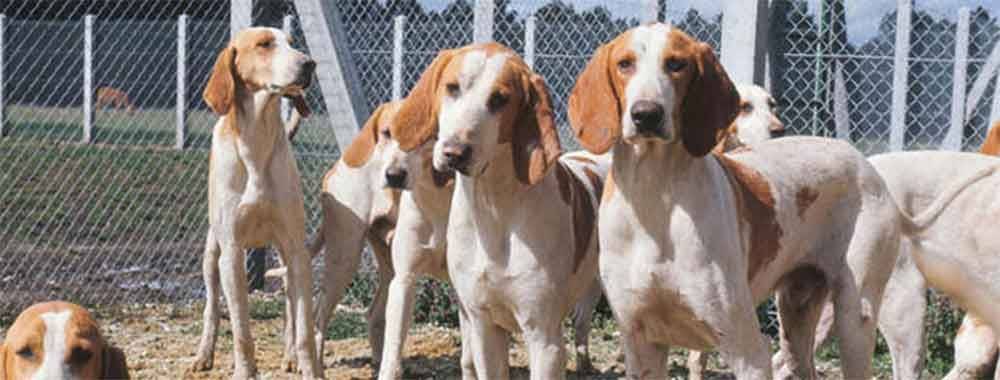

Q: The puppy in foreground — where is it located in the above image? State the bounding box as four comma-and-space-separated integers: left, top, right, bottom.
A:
570, 23, 900, 379
189, 27, 321, 379
1, 301, 129, 380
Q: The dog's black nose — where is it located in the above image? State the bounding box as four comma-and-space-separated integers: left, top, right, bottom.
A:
302, 59, 316, 76
385, 170, 408, 188
441, 143, 472, 172
631, 100, 665, 134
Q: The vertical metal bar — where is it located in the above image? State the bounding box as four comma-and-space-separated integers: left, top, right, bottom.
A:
392, 15, 406, 101
943, 7, 970, 151
231, 0, 251, 38
83, 15, 94, 144
810, 0, 827, 137
0, 14, 5, 137
721, 0, 768, 85
524, 16, 536, 70
176, 15, 187, 150
889, 0, 912, 151
473, 0, 494, 43
281, 14, 294, 120
640, 0, 658, 23
991, 75, 1000, 125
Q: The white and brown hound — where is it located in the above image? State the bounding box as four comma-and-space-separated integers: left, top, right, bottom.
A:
189, 27, 321, 379
307, 101, 402, 365
377, 45, 607, 378
386, 42, 606, 379
1, 301, 129, 380
569, 24, 901, 379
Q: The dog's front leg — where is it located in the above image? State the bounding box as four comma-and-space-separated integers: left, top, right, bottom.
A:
467, 315, 512, 380
191, 228, 222, 372
523, 318, 568, 380
619, 318, 670, 380
713, 289, 772, 380
217, 242, 258, 379
276, 236, 324, 379
572, 279, 601, 374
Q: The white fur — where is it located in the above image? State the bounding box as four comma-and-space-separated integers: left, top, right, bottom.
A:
733, 84, 783, 145
623, 23, 676, 142
33, 311, 73, 380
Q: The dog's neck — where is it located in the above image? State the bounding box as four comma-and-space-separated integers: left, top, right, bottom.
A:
610, 140, 717, 209
232, 89, 285, 141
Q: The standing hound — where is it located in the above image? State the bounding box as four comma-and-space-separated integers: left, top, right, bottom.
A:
1, 301, 129, 380
387, 42, 606, 379
569, 24, 901, 379
308, 101, 403, 365
378, 46, 607, 378
690, 83, 785, 379
189, 27, 322, 379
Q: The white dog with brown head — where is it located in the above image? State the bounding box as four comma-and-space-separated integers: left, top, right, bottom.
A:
569, 23, 900, 379
189, 27, 322, 379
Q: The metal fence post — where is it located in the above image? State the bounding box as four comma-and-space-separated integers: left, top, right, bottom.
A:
640, 0, 658, 23
83, 15, 94, 144
0, 14, 5, 137
231, 0, 251, 37
943, 7, 970, 151
176, 15, 187, 149
473, 0, 494, 43
720, 0, 768, 85
524, 16, 536, 69
992, 75, 1000, 124
281, 14, 294, 121
392, 15, 406, 101
889, 0, 912, 151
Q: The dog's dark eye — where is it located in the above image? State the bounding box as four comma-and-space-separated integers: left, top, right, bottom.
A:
69, 347, 93, 363
664, 58, 687, 73
15, 346, 33, 359
487, 92, 508, 111
617, 59, 635, 74
380, 129, 391, 139
446, 83, 461, 97
740, 102, 753, 114
257, 40, 274, 49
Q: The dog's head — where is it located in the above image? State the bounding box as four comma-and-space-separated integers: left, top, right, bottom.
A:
1, 301, 129, 380
733, 84, 784, 144
203, 27, 314, 117
390, 43, 561, 186
568, 23, 739, 156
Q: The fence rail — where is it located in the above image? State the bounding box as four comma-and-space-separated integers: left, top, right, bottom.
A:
1, 2, 1000, 333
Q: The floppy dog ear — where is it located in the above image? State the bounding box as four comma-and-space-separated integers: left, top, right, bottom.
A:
569, 42, 622, 154
343, 102, 392, 168
681, 42, 740, 157
391, 49, 457, 151
980, 122, 1000, 155
204, 46, 238, 115
102, 345, 129, 379
512, 73, 562, 186
286, 92, 311, 118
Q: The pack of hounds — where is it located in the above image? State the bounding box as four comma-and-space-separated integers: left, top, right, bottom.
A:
5, 23, 1000, 380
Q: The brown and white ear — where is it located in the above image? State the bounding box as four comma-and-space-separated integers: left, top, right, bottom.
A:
681, 42, 740, 157
203, 46, 238, 115
512, 73, 562, 186
287, 92, 311, 118
391, 49, 457, 151
568, 42, 622, 154
342, 102, 391, 168
102, 345, 130, 379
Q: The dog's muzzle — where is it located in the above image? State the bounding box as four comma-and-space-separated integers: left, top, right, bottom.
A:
630, 100, 666, 137
385, 169, 408, 189
440, 143, 472, 174
294, 59, 316, 88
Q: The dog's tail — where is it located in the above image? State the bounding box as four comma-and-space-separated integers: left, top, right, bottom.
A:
899, 165, 996, 234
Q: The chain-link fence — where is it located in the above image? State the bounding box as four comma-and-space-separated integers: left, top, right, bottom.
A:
2, 0, 999, 350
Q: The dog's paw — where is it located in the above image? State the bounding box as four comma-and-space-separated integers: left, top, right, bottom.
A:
187, 356, 214, 372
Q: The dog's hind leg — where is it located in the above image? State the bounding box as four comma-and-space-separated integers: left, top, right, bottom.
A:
572, 278, 601, 374
313, 222, 366, 364
772, 267, 830, 380
190, 228, 222, 373
879, 242, 928, 380
945, 313, 998, 380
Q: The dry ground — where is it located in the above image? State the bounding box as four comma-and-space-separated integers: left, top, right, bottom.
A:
51, 294, 854, 379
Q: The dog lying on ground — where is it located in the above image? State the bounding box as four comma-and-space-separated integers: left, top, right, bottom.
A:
569, 23, 901, 379
189, 27, 321, 379
95, 86, 136, 113
1, 301, 129, 380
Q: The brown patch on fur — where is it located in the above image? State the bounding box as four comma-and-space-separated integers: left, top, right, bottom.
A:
568, 31, 631, 154
582, 167, 603, 197
715, 154, 782, 282
342, 102, 399, 168
980, 120, 1000, 155
795, 187, 820, 219
673, 30, 740, 157
553, 163, 597, 274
